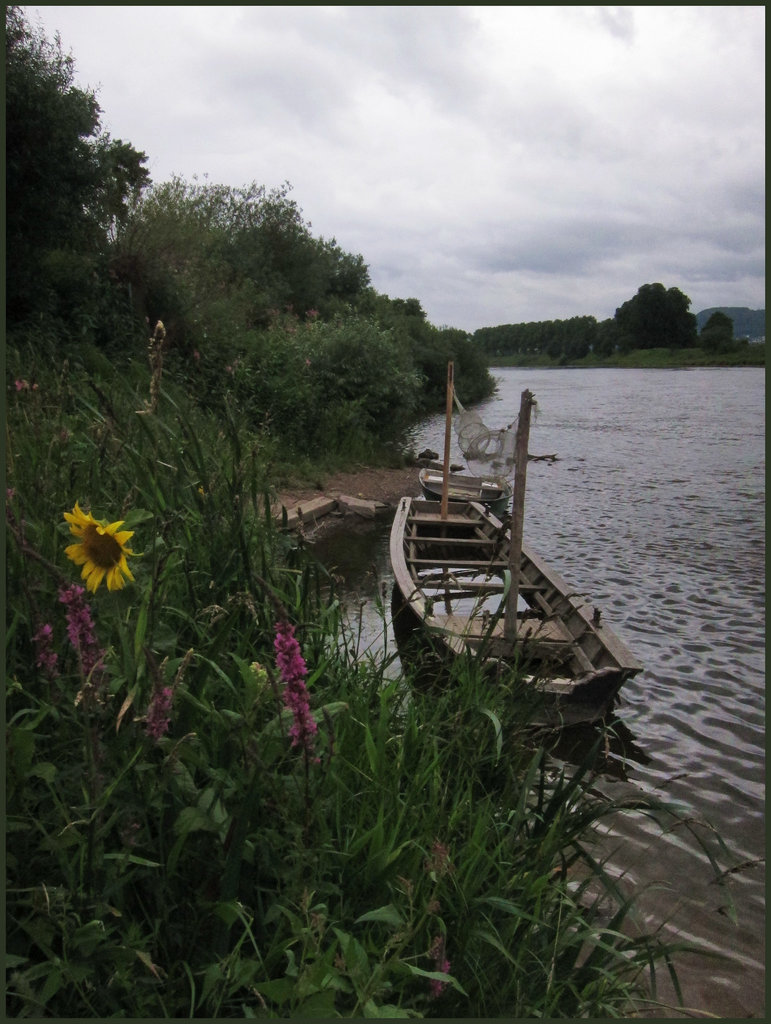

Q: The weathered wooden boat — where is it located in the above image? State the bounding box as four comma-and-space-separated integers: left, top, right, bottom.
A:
389, 496, 643, 727
418, 467, 513, 517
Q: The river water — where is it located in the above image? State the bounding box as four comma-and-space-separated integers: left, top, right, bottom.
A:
310, 367, 765, 1018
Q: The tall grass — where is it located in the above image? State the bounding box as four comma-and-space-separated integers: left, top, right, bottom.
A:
6, 345, 730, 1017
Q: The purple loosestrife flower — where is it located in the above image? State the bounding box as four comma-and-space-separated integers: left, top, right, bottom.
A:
274, 620, 318, 757
425, 839, 454, 878
32, 623, 59, 679
428, 935, 451, 999
58, 584, 106, 688
146, 686, 174, 742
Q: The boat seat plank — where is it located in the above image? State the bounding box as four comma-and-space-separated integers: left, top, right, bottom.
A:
408, 513, 477, 526
429, 612, 572, 645
417, 582, 545, 597
406, 533, 498, 546
407, 557, 509, 569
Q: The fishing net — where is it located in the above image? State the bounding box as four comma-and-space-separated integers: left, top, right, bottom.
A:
454, 395, 517, 476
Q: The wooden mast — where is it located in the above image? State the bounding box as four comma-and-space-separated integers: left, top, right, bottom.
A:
440, 361, 454, 519
504, 388, 535, 642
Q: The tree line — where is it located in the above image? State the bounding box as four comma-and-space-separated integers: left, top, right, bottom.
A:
473, 285, 752, 362
5, 5, 493, 459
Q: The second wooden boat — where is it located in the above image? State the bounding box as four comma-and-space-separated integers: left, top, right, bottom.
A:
418, 467, 513, 517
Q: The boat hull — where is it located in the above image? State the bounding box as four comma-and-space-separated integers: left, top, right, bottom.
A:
390, 497, 642, 728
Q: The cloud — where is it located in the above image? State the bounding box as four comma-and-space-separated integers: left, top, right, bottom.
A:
29, 5, 766, 329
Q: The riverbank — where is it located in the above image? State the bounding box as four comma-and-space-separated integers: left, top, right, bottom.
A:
273, 463, 423, 536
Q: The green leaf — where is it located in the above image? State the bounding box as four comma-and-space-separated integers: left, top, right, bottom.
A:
39, 966, 63, 1006
103, 852, 161, 868
252, 977, 295, 1009
355, 903, 404, 927
133, 590, 150, 664
364, 724, 378, 775
31, 761, 57, 783
363, 1000, 412, 1018
403, 963, 468, 996
174, 806, 221, 835
122, 507, 154, 527
480, 707, 503, 764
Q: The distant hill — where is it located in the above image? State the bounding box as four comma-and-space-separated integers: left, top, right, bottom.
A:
696, 307, 765, 341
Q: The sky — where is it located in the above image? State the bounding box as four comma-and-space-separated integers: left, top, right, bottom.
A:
28, 5, 765, 332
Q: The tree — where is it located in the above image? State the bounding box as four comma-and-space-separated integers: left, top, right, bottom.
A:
5, 6, 150, 326
699, 311, 734, 352
614, 283, 697, 350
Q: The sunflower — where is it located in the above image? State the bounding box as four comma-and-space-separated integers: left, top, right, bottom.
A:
64, 502, 135, 593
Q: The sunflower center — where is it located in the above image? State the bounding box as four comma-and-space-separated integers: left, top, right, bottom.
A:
83, 525, 123, 569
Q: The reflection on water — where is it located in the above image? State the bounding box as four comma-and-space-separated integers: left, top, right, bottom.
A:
310, 367, 765, 1018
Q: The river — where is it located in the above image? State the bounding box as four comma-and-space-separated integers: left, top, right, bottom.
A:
310, 366, 765, 1018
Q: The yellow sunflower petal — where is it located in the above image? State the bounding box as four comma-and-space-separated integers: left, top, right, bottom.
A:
106, 564, 130, 590
100, 520, 126, 535
117, 555, 135, 581
65, 543, 88, 565
84, 564, 107, 592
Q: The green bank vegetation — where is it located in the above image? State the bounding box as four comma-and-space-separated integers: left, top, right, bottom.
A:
6, 8, 738, 1017
490, 343, 765, 369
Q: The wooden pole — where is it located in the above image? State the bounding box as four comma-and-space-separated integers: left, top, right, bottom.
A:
504, 389, 535, 642
440, 361, 454, 519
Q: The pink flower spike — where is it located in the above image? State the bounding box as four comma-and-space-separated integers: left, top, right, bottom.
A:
428, 936, 451, 999
33, 623, 59, 679
274, 620, 318, 757
58, 583, 105, 683
146, 686, 174, 741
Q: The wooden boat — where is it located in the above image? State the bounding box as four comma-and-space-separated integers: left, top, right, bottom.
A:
418, 467, 512, 517
389, 496, 643, 727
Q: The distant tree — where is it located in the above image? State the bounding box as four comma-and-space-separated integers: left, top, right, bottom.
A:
614, 283, 697, 350
699, 310, 734, 352
5, 6, 150, 328
593, 318, 621, 357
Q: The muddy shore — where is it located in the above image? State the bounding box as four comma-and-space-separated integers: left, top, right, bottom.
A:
274, 464, 424, 538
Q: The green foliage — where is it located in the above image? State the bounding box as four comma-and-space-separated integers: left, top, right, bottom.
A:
699, 310, 734, 352
111, 175, 371, 346
5, 350, 732, 1018
364, 295, 494, 407
474, 316, 600, 363
614, 283, 697, 350
5, 6, 150, 337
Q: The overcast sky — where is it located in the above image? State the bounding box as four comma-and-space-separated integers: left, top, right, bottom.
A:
29, 5, 765, 331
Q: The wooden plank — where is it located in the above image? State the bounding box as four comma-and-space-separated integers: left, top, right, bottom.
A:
275, 496, 337, 529
336, 494, 385, 518
407, 557, 509, 569
408, 513, 476, 527
417, 580, 544, 594
406, 535, 498, 547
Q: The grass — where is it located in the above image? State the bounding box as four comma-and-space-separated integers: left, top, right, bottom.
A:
5, 343, 734, 1017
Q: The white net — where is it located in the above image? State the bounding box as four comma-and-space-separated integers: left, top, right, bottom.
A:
454, 395, 517, 476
